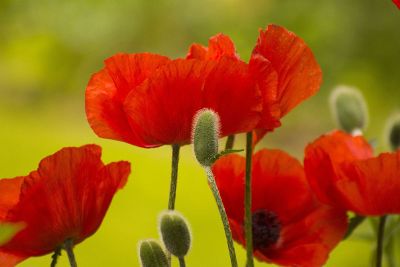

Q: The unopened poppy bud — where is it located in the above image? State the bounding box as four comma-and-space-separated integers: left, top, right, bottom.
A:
385, 113, 400, 151
138, 239, 169, 267
158, 210, 192, 258
192, 109, 220, 167
330, 85, 368, 134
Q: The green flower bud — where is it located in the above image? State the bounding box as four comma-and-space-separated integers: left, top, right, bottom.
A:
385, 113, 400, 151
138, 239, 169, 267
158, 210, 192, 258
192, 108, 220, 167
330, 85, 368, 134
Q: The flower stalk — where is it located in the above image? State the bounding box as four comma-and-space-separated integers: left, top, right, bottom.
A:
64, 239, 77, 267
376, 215, 387, 267
168, 144, 181, 210
244, 132, 254, 267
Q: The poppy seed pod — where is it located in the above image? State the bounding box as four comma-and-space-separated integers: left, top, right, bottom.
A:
386, 113, 400, 151
138, 239, 169, 267
330, 85, 368, 134
158, 210, 192, 258
192, 109, 220, 167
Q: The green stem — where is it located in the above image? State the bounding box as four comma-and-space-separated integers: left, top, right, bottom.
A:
225, 135, 235, 150
64, 239, 77, 267
344, 215, 365, 239
50, 247, 61, 267
168, 144, 181, 210
376, 215, 387, 267
205, 167, 238, 267
179, 257, 186, 267
245, 132, 254, 267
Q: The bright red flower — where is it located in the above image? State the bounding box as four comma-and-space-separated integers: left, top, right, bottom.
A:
305, 130, 400, 216
0, 145, 130, 266
251, 25, 322, 144
86, 25, 321, 148
213, 149, 347, 267
393, 0, 400, 9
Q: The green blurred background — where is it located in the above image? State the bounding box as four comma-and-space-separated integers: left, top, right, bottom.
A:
0, 0, 399, 266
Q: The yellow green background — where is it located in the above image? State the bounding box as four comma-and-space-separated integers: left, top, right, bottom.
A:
0, 0, 399, 266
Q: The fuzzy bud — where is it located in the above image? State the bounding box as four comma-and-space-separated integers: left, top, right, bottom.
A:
158, 210, 192, 258
330, 85, 368, 134
138, 239, 169, 267
385, 113, 400, 151
192, 109, 220, 167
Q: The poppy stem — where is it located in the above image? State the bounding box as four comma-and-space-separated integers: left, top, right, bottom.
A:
376, 215, 387, 267
168, 144, 181, 210
50, 247, 61, 267
64, 239, 77, 267
225, 135, 235, 150
244, 132, 254, 267
179, 257, 186, 267
205, 167, 238, 267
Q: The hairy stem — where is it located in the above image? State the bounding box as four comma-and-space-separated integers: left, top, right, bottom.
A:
168, 144, 181, 210
64, 239, 77, 267
376, 215, 387, 267
245, 132, 254, 267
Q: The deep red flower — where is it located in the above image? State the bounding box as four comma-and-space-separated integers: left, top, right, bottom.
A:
251, 25, 322, 144
305, 130, 400, 216
212, 149, 347, 267
86, 25, 321, 148
393, 0, 400, 9
0, 145, 130, 266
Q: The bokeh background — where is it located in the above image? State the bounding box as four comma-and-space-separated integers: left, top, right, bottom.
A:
1, 0, 399, 266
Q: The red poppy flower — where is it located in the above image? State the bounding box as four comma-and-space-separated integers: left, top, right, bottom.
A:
305, 130, 400, 216
212, 149, 347, 267
251, 25, 322, 144
86, 25, 321, 148
0, 145, 130, 266
393, 0, 400, 9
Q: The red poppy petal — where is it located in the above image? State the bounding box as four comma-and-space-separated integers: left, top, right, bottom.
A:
252, 24, 322, 117
0, 251, 26, 267
124, 58, 262, 146
187, 34, 239, 61
258, 205, 347, 267
85, 53, 169, 146
0, 178, 23, 220
393, 0, 400, 9
251, 150, 314, 224
212, 154, 246, 223
304, 130, 373, 209
2, 145, 130, 257
207, 34, 239, 60
203, 58, 262, 136
336, 151, 400, 215
186, 43, 208, 60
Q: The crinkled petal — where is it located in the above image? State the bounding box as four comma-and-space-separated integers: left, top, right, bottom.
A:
252, 24, 322, 117
85, 53, 169, 146
304, 130, 373, 209
393, 0, 400, 9
186, 34, 239, 60
0, 251, 26, 267
0, 178, 23, 220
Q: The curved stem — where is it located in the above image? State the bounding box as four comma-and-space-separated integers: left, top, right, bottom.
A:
179, 257, 186, 267
64, 239, 77, 267
244, 132, 254, 267
376, 215, 387, 267
205, 167, 238, 267
50, 247, 61, 267
168, 144, 181, 210
225, 135, 235, 150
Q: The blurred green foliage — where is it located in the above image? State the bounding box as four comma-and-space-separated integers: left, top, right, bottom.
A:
0, 0, 399, 266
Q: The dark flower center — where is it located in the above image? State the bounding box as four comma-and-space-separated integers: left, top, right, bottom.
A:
251, 210, 281, 250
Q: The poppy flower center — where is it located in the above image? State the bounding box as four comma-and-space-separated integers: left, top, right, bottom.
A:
252, 210, 281, 250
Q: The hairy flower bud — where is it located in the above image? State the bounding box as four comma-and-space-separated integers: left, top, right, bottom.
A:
138, 239, 169, 267
158, 210, 192, 258
385, 113, 400, 151
330, 85, 368, 134
192, 109, 220, 167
